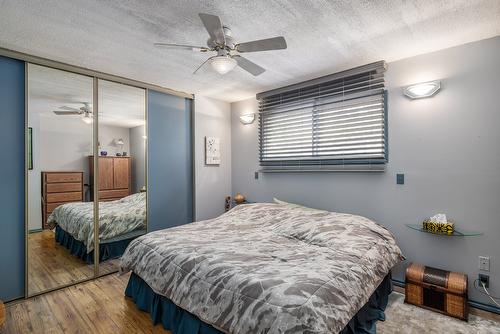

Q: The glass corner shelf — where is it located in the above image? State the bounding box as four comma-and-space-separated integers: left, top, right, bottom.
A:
405, 224, 482, 237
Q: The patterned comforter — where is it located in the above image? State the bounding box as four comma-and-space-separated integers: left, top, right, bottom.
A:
48, 192, 146, 253
120, 203, 403, 334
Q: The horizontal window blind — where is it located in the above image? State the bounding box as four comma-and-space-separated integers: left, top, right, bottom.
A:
258, 61, 387, 171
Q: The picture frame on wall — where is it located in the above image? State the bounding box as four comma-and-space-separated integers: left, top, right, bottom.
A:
28, 127, 33, 170
205, 136, 221, 165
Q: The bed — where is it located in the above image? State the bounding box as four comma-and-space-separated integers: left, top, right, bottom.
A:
48, 192, 147, 263
120, 203, 403, 334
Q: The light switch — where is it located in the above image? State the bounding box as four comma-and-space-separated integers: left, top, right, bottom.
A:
397, 173, 405, 185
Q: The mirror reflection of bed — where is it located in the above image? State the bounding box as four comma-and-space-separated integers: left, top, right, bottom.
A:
96, 79, 147, 276
27, 65, 147, 296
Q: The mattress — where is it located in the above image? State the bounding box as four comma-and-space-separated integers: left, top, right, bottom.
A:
48, 192, 146, 253
120, 203, 403, 334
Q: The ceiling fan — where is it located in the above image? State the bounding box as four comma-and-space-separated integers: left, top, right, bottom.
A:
53, 102, 93, 124
154, 13, 287, 76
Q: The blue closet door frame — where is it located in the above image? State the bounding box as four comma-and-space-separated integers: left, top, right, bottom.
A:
147, 90, 194, 232
0, 56, 25, 301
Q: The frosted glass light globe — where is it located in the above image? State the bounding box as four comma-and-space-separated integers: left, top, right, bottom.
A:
210, 56, 237, 75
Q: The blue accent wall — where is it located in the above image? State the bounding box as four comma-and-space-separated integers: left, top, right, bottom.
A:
147, 90, 193, 231
0, 56, 25, 301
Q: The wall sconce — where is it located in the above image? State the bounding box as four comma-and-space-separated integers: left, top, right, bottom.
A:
239, 113, 255, 125
403, 80, 441, 99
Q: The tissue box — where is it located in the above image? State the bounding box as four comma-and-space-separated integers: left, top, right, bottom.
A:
422, 219, 454, 234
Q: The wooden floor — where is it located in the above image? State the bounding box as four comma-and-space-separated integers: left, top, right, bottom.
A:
28, 230, 120, 296
5, 273, 500, 334
4, 273, 170, 334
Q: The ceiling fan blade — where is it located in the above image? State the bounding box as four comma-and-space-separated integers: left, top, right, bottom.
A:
53, 111, 81, 115
193, 56, 217, 74
198, 13, 225, 45
154, 43, 209, 52
233, 55, 265, 76
58, 106, 81, 111
236, 36, 287, 53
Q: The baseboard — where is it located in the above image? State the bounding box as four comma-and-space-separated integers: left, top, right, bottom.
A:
391, 278, 500, 318
28, 228, 43, 234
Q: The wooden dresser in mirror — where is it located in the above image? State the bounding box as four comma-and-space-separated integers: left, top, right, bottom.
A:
41, 171, 84, 229
89, 156, 131, 202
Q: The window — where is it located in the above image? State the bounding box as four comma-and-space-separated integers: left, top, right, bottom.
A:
258, 61, 387, 171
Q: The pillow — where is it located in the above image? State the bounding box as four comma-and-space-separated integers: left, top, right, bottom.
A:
273, 198, 327, 213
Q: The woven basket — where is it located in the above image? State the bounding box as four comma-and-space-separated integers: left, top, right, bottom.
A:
405, 262, 468, 321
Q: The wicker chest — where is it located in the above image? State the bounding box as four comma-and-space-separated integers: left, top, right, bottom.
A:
405, 263, 468, 321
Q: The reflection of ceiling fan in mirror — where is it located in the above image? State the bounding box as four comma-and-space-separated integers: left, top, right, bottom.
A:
154, 13, 287, 76
52, 102, 93, 124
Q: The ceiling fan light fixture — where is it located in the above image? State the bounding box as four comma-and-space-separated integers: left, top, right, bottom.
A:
155, 13, 287, 76
210, 56, 237, 75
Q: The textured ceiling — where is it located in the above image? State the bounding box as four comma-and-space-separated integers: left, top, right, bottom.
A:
29, 64, 145, 128
2, 0, 500, 102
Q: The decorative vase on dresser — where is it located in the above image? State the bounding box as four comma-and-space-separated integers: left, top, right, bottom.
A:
89, 156, 131, 202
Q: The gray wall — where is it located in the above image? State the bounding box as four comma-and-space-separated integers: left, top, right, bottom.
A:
27, 115, 131, 231
27, 112, 42, 231
230, 36, 500, 307
194, 96, 232, 221
98, 124, 130, 156
130, 125, 146, 193
28, 115, 93, 231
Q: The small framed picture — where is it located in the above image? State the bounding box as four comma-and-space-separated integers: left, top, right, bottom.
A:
205, 136, 221, 165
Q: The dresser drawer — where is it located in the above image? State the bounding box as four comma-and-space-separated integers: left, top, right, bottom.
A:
46, 182, 82, 193
99, 189, 129, 199
46, 192, 82, 203
45, 173, 82, 183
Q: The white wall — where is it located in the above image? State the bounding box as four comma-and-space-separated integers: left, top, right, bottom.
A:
98, 124, 130, 156
230, 36, 500, 307
194, 96, 232, 221
27, 113, 42, 231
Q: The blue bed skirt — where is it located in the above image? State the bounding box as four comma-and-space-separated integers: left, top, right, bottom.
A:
125, 272, 392, 334
55, 225, 133, 264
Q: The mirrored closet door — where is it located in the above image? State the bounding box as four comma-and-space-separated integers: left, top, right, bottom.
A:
27, 64, 95, 296
27, 67, 148, 296
96, 79, 147, 276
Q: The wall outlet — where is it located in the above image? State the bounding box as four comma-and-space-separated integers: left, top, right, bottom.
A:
254, 171, 259, 180
479, 256, 490, 271
396, 173, 405, 185
478, 273, 489, 288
